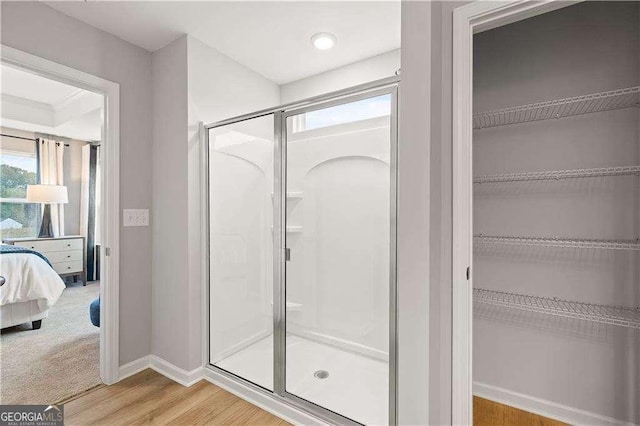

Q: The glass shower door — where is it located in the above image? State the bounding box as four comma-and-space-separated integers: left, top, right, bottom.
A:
208, 114, 275, 390
281, 90, 397, 425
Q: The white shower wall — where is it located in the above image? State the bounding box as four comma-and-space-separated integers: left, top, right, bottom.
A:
286, 115, 391, 359
209, 115, 391, 370
209, 119, 274, 375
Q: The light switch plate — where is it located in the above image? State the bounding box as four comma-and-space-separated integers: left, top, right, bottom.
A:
123, 209, 149, 227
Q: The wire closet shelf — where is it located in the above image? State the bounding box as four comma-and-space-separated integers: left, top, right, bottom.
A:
474, 288, 640, 329
473, 86, 640, 129
474, 235, 640, 251
474, 165, 640, 184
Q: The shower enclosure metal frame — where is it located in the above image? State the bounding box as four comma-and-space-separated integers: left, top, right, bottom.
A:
204, 75, 400, 425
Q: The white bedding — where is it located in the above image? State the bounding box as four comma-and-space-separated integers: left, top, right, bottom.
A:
0, 253, 65, 311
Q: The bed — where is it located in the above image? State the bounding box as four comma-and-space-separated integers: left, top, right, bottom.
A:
0, 244, 65, 330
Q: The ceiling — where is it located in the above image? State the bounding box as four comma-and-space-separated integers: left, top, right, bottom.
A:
44, 1, 401, 84
1, 64, 103, 141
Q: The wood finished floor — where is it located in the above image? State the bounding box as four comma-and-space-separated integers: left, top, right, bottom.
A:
474, 396, 567, 426
64, 369, 565, 425
64, 369, 289, 425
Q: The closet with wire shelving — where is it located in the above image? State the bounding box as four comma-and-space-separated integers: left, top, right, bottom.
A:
472, 2, 640, 424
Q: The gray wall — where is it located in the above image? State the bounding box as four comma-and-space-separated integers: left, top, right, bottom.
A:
150, 36, 190, 368
473, 2, 639, 423
398, 3, 431, 424
1, 2, 153, 365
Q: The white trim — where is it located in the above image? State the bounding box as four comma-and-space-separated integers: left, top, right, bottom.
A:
118, 355, 203, 388
451, 2, 582, 424
474, 382, 637, 426
202, 368, 328, 426
118, 356, 151, 381
1, 45, 121, 385
149, 356, 204, 387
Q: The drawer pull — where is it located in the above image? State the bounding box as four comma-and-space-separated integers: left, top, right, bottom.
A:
67, 255, 71, 258
31, 246, 35, 249
67, 267, 71, 269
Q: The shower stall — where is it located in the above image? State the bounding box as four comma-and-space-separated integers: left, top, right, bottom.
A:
205, 77, 399, 425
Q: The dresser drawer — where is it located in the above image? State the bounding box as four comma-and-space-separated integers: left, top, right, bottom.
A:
45, 250, 83, 264
15, 238, 83, 253
52, 261, 83, 275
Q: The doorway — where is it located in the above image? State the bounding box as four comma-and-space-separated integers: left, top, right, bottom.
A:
0, 45, 121, 393
452, 1, 640, 424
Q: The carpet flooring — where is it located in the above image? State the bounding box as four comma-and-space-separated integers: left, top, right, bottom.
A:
0, 281, 101, 405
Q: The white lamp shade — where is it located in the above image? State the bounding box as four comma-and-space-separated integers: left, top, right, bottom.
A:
27, 184, 68, 204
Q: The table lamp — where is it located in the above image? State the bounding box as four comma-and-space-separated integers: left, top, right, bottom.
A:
27, 184, 68, 238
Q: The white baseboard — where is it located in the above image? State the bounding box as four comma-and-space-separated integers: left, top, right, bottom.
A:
149, 355, 204, 387
474, 382, 637, 426
202, 367, 328, 426
118, 355, 203, 387
118, 356, 151, 381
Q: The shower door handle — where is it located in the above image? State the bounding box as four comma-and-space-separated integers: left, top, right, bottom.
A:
285, 248, 291, 261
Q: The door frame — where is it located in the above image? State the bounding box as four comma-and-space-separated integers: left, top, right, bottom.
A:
451, 1, 582, 423
1, 45, 121, 384
277, 85, 399, 425
203, 75, 399, 425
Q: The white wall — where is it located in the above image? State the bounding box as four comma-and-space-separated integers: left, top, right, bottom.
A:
285, 117, 391, 358
208, 124, 274, 381
150, 35, 279, 372
280, 49, 399, 104
189, 35, 279, 371
473, 3, 639, 423
1, 1, 153, 365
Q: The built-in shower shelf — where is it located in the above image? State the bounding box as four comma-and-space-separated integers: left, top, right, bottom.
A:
271, 192, 304, 200
474, 235, 640, 251
270, 301, 304, 311
474, 288, 640, 329
473, 86, 640, 129
474, 165, 640, 184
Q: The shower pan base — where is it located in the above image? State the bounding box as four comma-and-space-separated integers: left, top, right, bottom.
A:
215, 334, 389, 425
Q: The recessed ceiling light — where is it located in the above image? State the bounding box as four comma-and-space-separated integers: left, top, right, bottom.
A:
311, 33, 337, 50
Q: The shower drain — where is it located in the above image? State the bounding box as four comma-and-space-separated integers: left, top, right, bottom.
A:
314, 370, 329, 379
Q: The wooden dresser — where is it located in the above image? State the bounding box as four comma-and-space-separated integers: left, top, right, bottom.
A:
3, 235, 86, 285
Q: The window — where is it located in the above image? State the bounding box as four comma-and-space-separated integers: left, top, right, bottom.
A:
0, 149, 39, 238
293, 94, 392, 133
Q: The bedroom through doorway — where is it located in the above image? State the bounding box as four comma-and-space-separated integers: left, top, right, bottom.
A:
0, 62, 106, 404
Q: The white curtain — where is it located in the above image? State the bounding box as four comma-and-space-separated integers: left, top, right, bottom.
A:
39, 138, 65, 236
